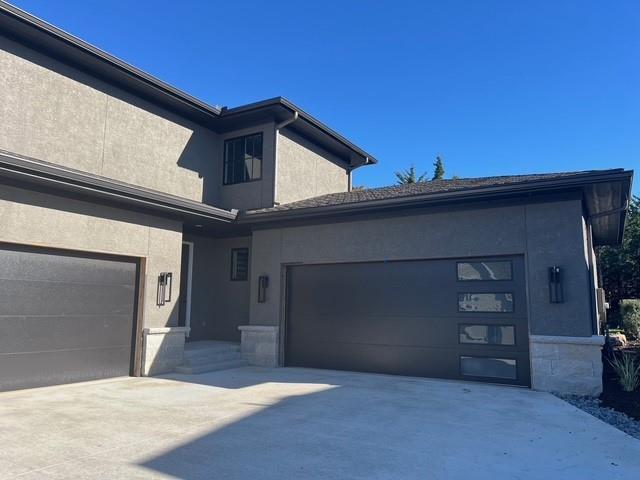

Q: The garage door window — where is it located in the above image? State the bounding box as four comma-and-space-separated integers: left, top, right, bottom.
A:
457, 261, 512, 281
458, 293, 513, 312
459, 325, 515, 345
460, 356, 517, 379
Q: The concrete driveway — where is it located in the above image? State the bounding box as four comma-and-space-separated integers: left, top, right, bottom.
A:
1, 367, 639, 479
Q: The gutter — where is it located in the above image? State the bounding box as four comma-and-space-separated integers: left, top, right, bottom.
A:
272, 111, 299, 206
0, 150, 237, 223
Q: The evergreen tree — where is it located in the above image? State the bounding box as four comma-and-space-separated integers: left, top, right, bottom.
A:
432, 156, 445, 180
394, 165, 428, 184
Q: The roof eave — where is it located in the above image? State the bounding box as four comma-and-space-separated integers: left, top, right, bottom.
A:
240, 170, 635, 235
222, 97, 377, 167
0, 149, 237, 224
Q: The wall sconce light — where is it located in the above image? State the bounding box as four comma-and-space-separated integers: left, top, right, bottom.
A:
548, 266, 563, 303
157, 272, 173, 306
258, 275, 269, 303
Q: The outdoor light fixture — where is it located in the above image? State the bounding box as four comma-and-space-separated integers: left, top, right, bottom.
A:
258, 275, 269, 303
157, 272, 173, 306
548, 266, 563, 303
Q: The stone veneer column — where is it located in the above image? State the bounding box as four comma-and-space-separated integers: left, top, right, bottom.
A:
530, 335, 604, 396
238, 325, 279, 367
141, 327, 188, 376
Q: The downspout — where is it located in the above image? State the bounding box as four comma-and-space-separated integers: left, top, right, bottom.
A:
272, 111, 299, 206
346, 155, 369, 192
585, 220, 599, 335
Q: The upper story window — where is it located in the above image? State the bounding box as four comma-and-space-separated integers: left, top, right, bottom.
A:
223, 133, 263, 185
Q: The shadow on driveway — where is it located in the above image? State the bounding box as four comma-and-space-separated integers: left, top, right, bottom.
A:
139, 367, 640, 479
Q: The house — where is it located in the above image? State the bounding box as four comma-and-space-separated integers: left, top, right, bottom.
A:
0, 3, 633, 396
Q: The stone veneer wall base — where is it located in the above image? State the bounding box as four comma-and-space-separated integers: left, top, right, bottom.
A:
530, 335, 604, 396
238, 325, 279, 367
141, 327, 188, 376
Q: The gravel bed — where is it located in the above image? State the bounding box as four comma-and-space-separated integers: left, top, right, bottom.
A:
557, 394, 640, 440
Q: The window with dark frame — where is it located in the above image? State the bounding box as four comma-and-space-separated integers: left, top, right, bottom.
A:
458, 293, 514, 312
230, 248, 249, 281
223, 133, 263, 185
456, 260, 512, 281
458, 324, 516, 345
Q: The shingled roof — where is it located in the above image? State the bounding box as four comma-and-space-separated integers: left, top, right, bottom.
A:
246, 171, 606, 215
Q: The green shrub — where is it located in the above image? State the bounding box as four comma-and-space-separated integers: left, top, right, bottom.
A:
609, 352, 640, 392
621, 299, 640, 339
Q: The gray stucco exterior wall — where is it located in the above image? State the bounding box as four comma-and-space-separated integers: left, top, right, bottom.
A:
275, 128, 349, 205
0, 35, 222, 205
0, 36, 358, 214
183, 233, 250, 342
524, 200, 593, 336
248, 198, 593, 338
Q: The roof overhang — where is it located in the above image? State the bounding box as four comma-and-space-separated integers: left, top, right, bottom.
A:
583, 174, 634, 245
216, 98, 377, 169
241, 169, 634, 246
0, 150, 238, 228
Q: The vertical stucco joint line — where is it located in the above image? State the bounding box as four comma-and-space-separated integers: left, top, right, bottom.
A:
99, 95, 110, 175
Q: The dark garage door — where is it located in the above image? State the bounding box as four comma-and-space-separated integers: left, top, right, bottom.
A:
0, 244, 139, 391
285, 256, 530, 386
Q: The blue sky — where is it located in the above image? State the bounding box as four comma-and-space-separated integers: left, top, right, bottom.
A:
10, 0, 639, 193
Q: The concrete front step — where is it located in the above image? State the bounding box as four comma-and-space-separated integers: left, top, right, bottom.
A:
181, 349, 242, 366
176, 341, 245, 375
174, 358, 248, 375
184, 340, 240, 353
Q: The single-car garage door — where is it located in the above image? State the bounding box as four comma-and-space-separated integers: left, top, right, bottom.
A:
285, 256, 530, 386
0, 244, 139, 391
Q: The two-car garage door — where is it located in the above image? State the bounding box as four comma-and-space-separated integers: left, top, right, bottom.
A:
0, 244, 138, 391
285, 256, 530, 386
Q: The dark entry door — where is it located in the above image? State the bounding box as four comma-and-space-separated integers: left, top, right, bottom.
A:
285, 256, 530, 386
0, 244, 139, 391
